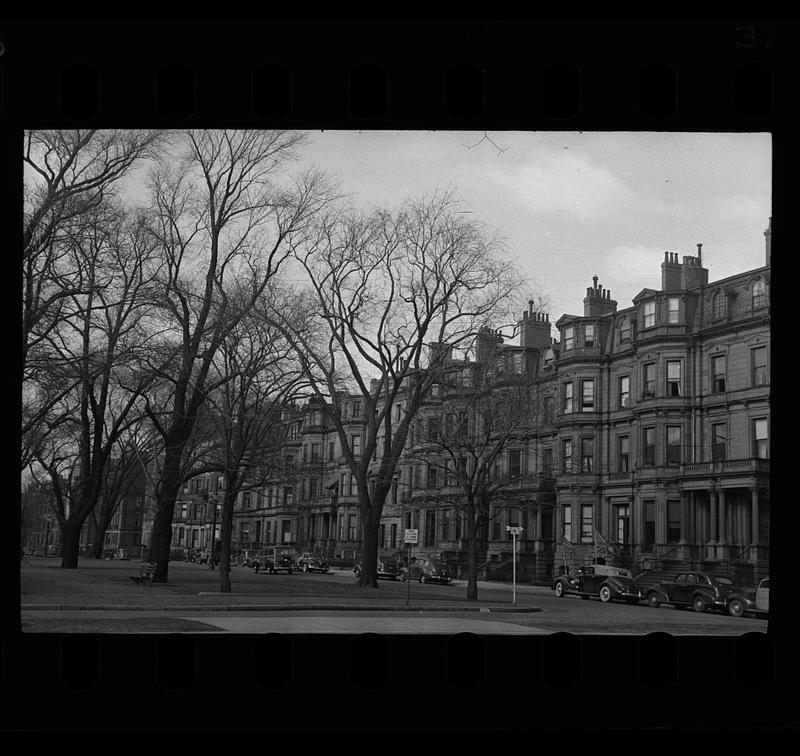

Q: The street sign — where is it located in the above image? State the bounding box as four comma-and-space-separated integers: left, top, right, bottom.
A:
404, 529, 418, 544
506, 526, 523, 535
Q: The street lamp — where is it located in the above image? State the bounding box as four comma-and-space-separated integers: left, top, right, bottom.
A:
208, 495, 218, 570
506, 525, 523, 606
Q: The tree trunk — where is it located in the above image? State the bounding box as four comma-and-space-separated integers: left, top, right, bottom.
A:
149, 447, 184, 582
218, 486, 237, 594
357, 503, 380, 588
91, 510, 113, 559
466, 499, 479, 601
60, 518, 83, 569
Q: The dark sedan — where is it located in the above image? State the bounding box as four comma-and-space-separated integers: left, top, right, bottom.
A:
552, 564, 643, 604
354, 558, 400, 580
645, 572, 741, 613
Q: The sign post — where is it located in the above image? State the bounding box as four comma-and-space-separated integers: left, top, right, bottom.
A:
404, 528, 418, 606
506, 526, 523, 607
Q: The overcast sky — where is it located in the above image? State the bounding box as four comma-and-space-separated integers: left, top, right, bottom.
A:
295, 130, 771, 340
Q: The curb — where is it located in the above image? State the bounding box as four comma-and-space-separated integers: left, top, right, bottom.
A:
22, 603, 542, 613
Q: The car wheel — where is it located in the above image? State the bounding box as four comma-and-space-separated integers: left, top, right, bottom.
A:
420, 574, 427, 583
728, 599, 745, 618
647, 592, 661, 608
599, 585, 612, 603
303, 564, 309, 573
354, 567, 361, 577
554, 581, 565, 598
692, 595, 707, 613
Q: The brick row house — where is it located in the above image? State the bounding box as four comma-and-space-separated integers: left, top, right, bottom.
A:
159, 221, 772, 583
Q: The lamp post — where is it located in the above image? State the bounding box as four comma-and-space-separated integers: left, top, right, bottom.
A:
506, 525, 523, 606
208, 495, 218, 570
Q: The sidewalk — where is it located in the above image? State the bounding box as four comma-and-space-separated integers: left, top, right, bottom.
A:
20, 556, 546, 613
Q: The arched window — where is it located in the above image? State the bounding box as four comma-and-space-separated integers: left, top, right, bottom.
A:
712, 290, 726, 319
752, 279, 766, 309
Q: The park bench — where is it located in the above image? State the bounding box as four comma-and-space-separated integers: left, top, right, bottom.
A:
130, 563, 156, 586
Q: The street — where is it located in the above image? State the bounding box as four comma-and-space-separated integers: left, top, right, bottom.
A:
20, 557, 769, 635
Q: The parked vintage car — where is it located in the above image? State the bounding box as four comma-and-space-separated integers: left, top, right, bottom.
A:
295, 553, 330, 573
401, 557, 453, 585
727, 577, 770, 618
252, 548, 294, 574
644, 572, 741, 613
353, 558, 399, 580
552, 564, 643, 604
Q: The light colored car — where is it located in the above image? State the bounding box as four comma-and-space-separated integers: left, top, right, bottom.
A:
727, 577, 769, 618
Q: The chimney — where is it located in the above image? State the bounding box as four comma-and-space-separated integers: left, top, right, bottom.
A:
583, 276, 617, 317
519, 311, 551, 349
764, 217, 771, 266
661, 251, 682, 290
475, 327, 503, 363
681, 252, 708, 290
427, 341, 453, 365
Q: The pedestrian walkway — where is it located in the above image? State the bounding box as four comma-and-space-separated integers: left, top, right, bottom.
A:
20, 556, 546, 613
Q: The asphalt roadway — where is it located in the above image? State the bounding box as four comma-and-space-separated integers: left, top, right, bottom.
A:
18, 556, 770, 635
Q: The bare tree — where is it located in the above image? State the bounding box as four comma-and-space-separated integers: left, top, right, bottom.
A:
25, 198, 164, 568
22, 129, 164, 465
203, 288, 307, 592
405, 350, 540, 600
141, 129, 333, 583
274, 190, 527, 587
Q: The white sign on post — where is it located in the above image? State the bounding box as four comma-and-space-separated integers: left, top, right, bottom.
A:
404, 529, 418, 544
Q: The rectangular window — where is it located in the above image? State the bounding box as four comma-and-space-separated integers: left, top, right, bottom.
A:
347, 515, 357, 541
753, 418, 769, 459
563, 506, 572, 542
618, 435, 630, 472
427, 417, 440, 441
581, 438, 594, 472
340, 473, 349, 497
581, 379, 594, 412
243, 491, 252, 509
564, 326, 574, 350
580, 505, 593, 543
562, 439, 573, 472
712, 422, 727, 462
427, 463, 438, 488
616, 504, 630, 544
180, 503, 188, 520
178, 527, 185, 545
666, 360, 682, 397
666, 426, 682, 465
310, 443, 320, 462
440, 510, 450, 542
351, 434, 361, 458
444, 459, 455, 487
424, 510, 436, 548
668, 297, 680, 324
711, 354, 726, 393
390, 523, 397, 549
667, 500, 681, 543
543, 394, 554, 423
643, 363, 656, 397
542, 447, 553, 478
643, 300, 655, 328
509, 450, 521, 479
281, 520, 292, 543
752, 347, 767, 387
563, 382, 573, 414
643, 500, 655, 549
351, 401, 362, 418
620, 320, 631, 344
309, 478, 319, 500
328, 441, 335, 461
619, 375, 630, 408
584, 324, 595, 347
492, 517, 501, 541
643, 427, 656, 466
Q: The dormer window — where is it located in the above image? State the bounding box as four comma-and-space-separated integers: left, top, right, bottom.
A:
643, 301, 655, 329
584, 324, 595, 347
564, 326, 574, 350
667, 297, 680, 324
